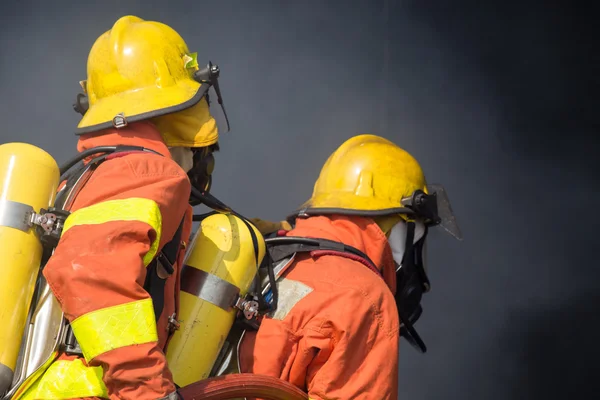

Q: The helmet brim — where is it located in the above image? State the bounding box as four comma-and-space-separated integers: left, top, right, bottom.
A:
287, 192, 414, 222
75, 80, 208, 135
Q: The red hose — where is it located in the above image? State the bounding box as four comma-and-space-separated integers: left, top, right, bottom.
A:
178, 373, 309, 400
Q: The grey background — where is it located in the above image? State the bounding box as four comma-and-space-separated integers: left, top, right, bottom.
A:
1, 1, 597, 399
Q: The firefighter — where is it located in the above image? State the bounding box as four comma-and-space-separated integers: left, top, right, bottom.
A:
18, 15, 224, 400
239, 134, 461, 399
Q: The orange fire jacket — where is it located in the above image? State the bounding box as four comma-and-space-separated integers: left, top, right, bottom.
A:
240, 214, 400, 400
43, 122, 192, 399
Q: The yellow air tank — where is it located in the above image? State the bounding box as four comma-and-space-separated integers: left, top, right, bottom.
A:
166, 212, 265, 387
0, 143, 60, 395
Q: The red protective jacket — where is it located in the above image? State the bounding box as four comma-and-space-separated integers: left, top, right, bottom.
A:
41, 121, 192, 399
239, 215, 400, 400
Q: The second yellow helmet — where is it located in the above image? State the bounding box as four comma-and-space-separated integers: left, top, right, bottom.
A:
290, 134, 462, 239
295, 134, 427, 216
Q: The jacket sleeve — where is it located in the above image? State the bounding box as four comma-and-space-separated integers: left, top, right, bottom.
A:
43, 152, 191, 399
300, 289, 399, 400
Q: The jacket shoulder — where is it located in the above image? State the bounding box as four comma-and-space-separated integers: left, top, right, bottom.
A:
69, 152, 191, 237
78, 152, 190, 200
110, 151, 187, 178
282, 255, 400, 338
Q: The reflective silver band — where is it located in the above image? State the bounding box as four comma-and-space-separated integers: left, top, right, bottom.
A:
180, 266, 240, 311
0, 199, 34, 232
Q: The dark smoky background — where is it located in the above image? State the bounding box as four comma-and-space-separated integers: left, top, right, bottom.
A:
1, 1, 597, 399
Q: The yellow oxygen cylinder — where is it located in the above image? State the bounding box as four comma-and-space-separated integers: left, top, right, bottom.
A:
0, 143, 60, 395
166, 212, 265, 387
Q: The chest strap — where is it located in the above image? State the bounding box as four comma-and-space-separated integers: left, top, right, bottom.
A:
144, 217, 186, 321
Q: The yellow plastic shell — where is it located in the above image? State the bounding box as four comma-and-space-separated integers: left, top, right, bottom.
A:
294, 134, 428, 217
77, 15, 204, 134
0, 143, 59, 395
166, 213, 265, 387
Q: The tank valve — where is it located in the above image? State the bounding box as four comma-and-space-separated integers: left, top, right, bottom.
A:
30, 207, 70, 249
30, 211, 57, 233
167, 313, 181, 333
234, 297, 260, 320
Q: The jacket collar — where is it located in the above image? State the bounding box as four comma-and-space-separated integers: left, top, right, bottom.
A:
289, 214, 397, 294
77, 121, 171, 159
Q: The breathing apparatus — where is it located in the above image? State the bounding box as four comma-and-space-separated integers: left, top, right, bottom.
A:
392, 186, 463, 353
2, 15, 296, 399
187, 143, 218, 192
0, 137, 283, 398
0, 60, 257, 396
68, 27, 282, 380
389, 187, 454, 353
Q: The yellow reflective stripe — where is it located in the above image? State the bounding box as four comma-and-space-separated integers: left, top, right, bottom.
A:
11, 351, 59, 400
62, 197, 162, 266
71, 298, 158, 362
18, 359, 107, 400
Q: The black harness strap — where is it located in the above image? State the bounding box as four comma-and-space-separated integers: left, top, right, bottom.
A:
144, 216, 186, 321
265, 236, 377, 268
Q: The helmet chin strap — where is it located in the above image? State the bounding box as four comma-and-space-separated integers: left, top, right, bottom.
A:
388, 219, 425, 268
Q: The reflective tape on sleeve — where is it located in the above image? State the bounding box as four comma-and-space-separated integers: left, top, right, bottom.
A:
70, 298, 158, 362
18, 359, 108, 400
62, 197, 162, 266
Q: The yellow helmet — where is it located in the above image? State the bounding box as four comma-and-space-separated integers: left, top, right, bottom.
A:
290, 134, 462, 239
74, 15, 228, 135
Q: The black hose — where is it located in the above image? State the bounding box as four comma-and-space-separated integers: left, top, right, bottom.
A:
59, 146, 119, 176
189, 187, 230, 212
59, 145, 162, 177
265, 252, 278, 311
